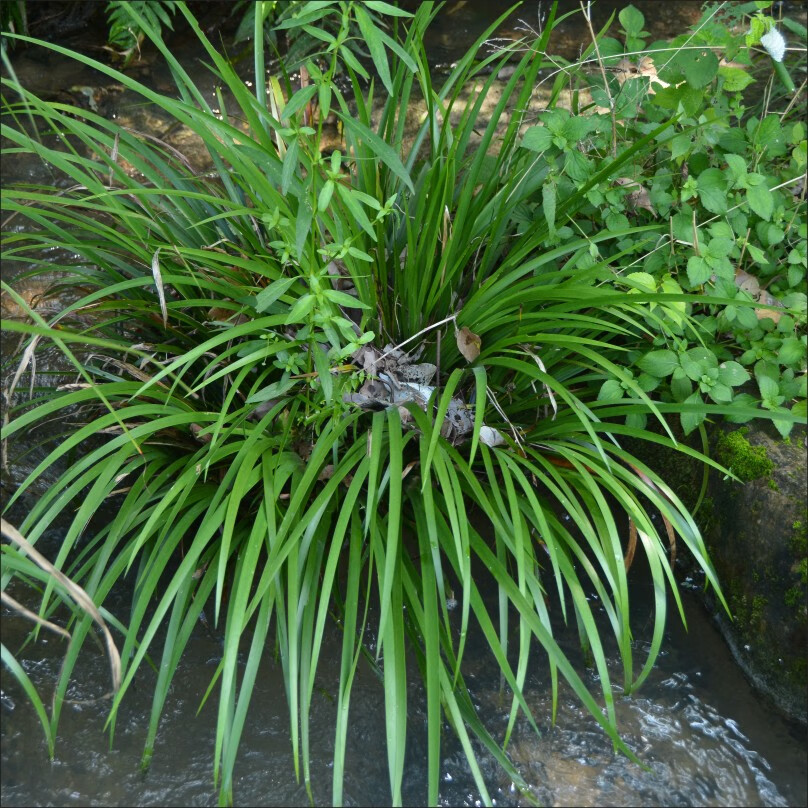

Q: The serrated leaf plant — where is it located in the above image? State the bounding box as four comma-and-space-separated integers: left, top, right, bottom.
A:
1, 2, 806, 806
522, 1, 807, 437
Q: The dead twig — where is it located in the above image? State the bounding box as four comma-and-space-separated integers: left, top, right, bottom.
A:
581, 1, 617, 158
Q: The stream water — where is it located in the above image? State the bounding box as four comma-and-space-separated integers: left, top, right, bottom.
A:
1, 561, 806, 807
2, 2, 807, 806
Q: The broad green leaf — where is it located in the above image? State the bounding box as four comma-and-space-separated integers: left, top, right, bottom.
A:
286, 292, 316, 323
636, 350, 679, 378
521, 125, 553, 152
686, 255, 711, 286
706, 237, 734, 259
682, 48, 719, 88
717, 361, 751, 387
623, 272, 656, 292
708, 383, 733, 403
719, 65, 754, 92
564, 149, 591, 182
246, 374, 295, 403
598, 379, 624, 402
746, 183, 774, 221
779, 337, 806, 365
697, 168, 728, 214
312, 341, 333, 403
724, 153, 748, 183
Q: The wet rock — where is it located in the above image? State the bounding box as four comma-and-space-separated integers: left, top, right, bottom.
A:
628, 421, 807, 725
701, 423, 807, 725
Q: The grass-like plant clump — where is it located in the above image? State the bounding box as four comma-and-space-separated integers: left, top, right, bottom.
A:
1, 1, 805, 805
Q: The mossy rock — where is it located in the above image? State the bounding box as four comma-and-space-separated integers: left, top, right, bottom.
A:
633, 422, 808, 725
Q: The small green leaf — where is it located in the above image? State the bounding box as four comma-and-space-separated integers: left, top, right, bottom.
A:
681, 353, 705, 381
364, 0, 414, 17
295, 200, 313, 260
311, 341, 333, 402
735, 305, 760, 329
318, 180, 335, 212
788, 265, 804, 288
680, 392, 707, 434
282, 84, 318, 122
323, 288, 371, 309
724, 153, 748, 184
339, 44, 370, 79
758, 375, 780, 399
564, 149, 591, 182
563, 116, 596, 141
281, 139, 300, 195
618, 5, 645, 36
247, 374, 295, 403
637, 373, 660, 392
255, 277, 297, 312
542, 182, 556, 241
286, 292, 316, 323
671, 367, 692, 401
335, 183, 376, 240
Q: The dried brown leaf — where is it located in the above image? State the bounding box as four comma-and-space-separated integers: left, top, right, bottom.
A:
614, 177, 656, 216
457, 326, 481, 363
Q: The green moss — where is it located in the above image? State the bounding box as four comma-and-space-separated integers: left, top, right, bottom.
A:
728, 581, 769, 637
786, 656, 808, 687
750, 594, 767, 625
791, 520, 807, 556
715, 427, 774, 483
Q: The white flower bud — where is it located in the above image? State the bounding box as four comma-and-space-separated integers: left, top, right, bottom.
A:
760, 28, 787, 63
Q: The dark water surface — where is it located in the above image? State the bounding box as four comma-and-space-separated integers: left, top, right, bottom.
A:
2, 575, 806, 807
2, 1, 807, 806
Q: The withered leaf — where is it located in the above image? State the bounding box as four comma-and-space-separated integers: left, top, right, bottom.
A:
457, 326, 481, 363
614, 177, 656, 216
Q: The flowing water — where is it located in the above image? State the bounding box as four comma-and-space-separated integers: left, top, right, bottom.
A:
1, 564, 806, 807
2, 2, 807, 806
